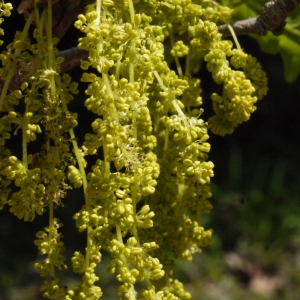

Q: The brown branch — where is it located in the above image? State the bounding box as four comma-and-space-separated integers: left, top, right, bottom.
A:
17, 0, 94, 40
0, 1, 92, 92
51, 0, 94, 40
58, 47, 88, 74
4, 0, 298, 92
218, 0, 300, 37
0, 47, 88, 91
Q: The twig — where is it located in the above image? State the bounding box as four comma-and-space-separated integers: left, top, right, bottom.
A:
0, 0, 92, 92
0, 47, 88, 91
3, 0, 299, 92
58, 47, 88, 74
17, 0, 94, 40
218, 0, 300, 37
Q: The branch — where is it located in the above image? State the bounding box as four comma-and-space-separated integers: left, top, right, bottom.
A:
0, 0, 92, 91
17, 0, 94, 40
3, 0, 298, 92
218, 0, 300, 37
0, 47, 88, 91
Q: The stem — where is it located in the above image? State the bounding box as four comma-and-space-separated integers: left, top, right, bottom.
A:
47, 0, 53, 66
172, 99, 188, 124
102, 72, 112, 94
172, 99, 191, 138
46, 2, 56, 96
102, 140, 111, 178
34, 0, 40, 28
0, 68, 16, 112
129, 38, 136, 84
130, 172, 140, 246
56, 76, 91, 266
36, 8, 47, 71
153, 70, 190, 140
0, 12, 34, 112
115, 59, 121, 81
116, 225, 123, 243
45, 0, 56, 279
102, 73, 114, 178
164, 128, 169, 152
39, 8, 47, 35
185, 54, 190, 77
127, 0, 135, 24
129, 39, 137, 139
153, 70, 166, 90
153, 113, 159, 133
49, 196, 55, 277
21, 117, 28, 168
96, 0, 101, 25
168, 25, 183, 78
227, 24, 241, 50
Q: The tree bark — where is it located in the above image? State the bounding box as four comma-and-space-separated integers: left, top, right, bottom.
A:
218, 0, 300, 37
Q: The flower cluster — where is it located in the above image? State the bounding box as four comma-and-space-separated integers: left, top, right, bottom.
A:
0, 2, 82, 298
0, 0, 268, 299
0, 1, 12, 46
205, 46, 268, 135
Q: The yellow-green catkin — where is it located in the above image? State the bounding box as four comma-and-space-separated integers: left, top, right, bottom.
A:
0, 0, 267, 299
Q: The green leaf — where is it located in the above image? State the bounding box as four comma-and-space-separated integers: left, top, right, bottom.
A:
257, 30, 300, 82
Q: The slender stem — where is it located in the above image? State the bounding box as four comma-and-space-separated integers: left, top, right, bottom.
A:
153, 70, 166, 90
46, 3, 56, 96
45, 0, 56, 277
172, 99, 189, 128
102, 140, 111, 178
116, 225, 123, 243
0, 68, 16, 112
174, 56, 183, 78
39, 9, 47, 35
34, 0, 40, 27
57, 76, 91, 266
127, 0, 135, 24
0, 12, 34, 112
115, 59, 121, 81
168, 25, 183, 78
129, 39, 136, 84
96, 0, 101, 25
57, 79, 88, 193
227, 24, 241, 50
154, 70, 190, 137
129, 39, 137, 139
49, 196, 55, 277
47, 1, 53, 67
43, 137, 55, 277
21, 117, 28, 168
164, 128, 169, 152
102, 72, 112, 93
185, 54, 190, 77
102, 73, 114, 177
37, 9, 47, 71
130, 172, 140, 246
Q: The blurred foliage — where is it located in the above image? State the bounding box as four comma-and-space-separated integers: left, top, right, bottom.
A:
172, 143, 300, 299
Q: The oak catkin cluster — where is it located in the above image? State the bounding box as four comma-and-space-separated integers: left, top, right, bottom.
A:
0, 0, 267, 299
